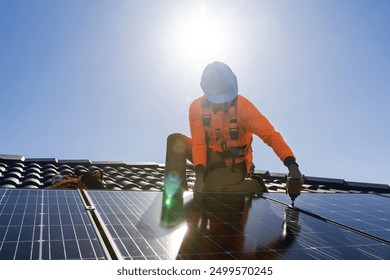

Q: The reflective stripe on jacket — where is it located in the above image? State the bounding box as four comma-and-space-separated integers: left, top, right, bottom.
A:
189, 94, 295, 172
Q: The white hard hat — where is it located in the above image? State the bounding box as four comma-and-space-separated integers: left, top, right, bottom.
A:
200, 61, 238, 104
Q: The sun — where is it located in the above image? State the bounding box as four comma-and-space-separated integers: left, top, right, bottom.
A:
177, 14, 224, 60
167, 3, 233, 64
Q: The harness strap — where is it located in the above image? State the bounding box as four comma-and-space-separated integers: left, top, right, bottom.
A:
216, 145, 246, 159
201, 98, 245, 173
202, 114, 212, 164
228, 105, 239, 171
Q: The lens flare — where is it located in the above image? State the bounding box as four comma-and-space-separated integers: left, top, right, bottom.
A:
164, 171, 182, 196
164, 197, 172, 207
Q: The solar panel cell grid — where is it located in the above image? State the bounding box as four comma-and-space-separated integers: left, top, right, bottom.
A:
0, 189, 107, 260
263, 193, 390, 242
87, 191, 390, 260
1, 185, 389, 260
88, 191, 189, 260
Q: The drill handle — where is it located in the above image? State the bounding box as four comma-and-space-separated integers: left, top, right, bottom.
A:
286, 177, 301, 200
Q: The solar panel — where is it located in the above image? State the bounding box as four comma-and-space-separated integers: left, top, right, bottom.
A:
263, 193, 390, 243
87, 191, 390, 260
86, 190, 190, 260
0, 189, 107, 260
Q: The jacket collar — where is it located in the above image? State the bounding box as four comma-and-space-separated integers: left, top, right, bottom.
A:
200, 96, 238, 113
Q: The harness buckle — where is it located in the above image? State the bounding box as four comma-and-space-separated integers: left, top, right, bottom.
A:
229, 118, 239, 140
202, 114, 211, 127
231, 146, 244, 157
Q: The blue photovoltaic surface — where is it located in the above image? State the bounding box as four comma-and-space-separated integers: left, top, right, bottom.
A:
87, 191, 390, 260
0, 189, 106, 260
1, 188, 388, 260
263, 193, 390, 242
87, 190, 189, 260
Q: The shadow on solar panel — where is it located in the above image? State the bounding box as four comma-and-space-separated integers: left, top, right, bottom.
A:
175, 193, 389, 260
171, 193, 301, 260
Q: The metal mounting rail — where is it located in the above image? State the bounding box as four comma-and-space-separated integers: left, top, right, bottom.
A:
78, 189, 122, 260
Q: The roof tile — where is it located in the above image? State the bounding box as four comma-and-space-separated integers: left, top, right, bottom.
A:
0, 155, 388, 193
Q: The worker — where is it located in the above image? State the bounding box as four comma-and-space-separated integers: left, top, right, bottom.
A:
164, 61, 303, 193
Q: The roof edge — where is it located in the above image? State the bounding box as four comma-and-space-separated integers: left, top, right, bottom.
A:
0, 154, 25, 161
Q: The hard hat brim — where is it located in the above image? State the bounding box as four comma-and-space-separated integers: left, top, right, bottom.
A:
204, 85, 238, 104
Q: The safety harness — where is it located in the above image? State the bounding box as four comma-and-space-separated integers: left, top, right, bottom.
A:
201, 98, 247, 172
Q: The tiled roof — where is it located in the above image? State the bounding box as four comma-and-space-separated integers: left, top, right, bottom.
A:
0, 155, 389, 193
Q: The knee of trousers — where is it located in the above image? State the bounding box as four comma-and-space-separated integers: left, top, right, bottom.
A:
167, 133, 188, 154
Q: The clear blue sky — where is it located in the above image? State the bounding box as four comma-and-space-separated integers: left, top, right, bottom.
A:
0, 0, 389, 184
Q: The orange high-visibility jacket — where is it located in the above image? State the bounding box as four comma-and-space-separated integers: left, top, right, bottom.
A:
189, 94, 295, 172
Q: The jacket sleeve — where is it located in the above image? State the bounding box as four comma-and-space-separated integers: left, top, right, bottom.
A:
189, 98, 207, 173
240, 96, 296, 164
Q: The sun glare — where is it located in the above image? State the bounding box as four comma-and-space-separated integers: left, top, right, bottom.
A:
168, 3, 233, 64
179, 16, 223, 59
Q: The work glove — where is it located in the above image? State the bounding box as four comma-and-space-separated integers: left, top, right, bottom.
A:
287, 163, 304, 186
193, 172, 205, 192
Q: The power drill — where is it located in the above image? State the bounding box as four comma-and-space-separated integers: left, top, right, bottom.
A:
286, 177, 301, 207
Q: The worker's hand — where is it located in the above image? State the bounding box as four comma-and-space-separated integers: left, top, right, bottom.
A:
193, 172, 205, 192
287, 163, 304, 185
